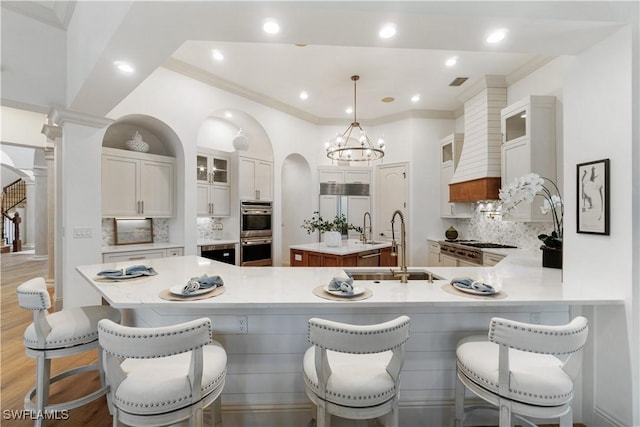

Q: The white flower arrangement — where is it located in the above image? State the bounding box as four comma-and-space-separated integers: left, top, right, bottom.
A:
499, 173, 563, 249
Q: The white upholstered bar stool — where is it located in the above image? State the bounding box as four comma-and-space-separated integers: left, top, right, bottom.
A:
98, 317, 227, 427
454, 316, 589, 427
303, 316, 411, 427
16, 277, 121, 426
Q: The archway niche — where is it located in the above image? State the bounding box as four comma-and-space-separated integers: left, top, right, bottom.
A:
281, 153, 313, 265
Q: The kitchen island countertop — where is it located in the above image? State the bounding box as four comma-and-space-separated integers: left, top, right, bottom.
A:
77, 251, 623, 310
289, 239, 391, 256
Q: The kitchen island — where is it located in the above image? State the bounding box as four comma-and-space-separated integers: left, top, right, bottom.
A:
289, 239, 396, 267
76, 253, 623, 426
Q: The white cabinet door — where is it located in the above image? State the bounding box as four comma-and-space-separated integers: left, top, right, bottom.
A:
319, 195, 338, 220
344, 170, 370, 184
102, 150, 175, 218
139, 159, 174, 217
441, 254, 458, 267
239, 157, 256, 200
347, 196, 370, 239
196, 183, 211, 216
255, 160, 272, 200
319, 169, 344, 184
102, 155, 139, 216
211, 185, 230, 216
239, 157, 272, 200
427, 240, 441, 266
440, 162, 454, 217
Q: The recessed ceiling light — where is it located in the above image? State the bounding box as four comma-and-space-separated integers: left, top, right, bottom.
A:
411, 94, 420, 103
211, 49, 224, 61
113, 60, 134, 73
345, 107, 353, 114
379, 23, 396, 39
381, 97, 395, 103
225, 112, 233, 118
445, 56, 458, 67
299, 91, 308, 100
263, 19, 280, 34
486, 28, 508, 44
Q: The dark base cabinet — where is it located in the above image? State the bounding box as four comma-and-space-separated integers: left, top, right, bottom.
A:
290, 247, 396, 267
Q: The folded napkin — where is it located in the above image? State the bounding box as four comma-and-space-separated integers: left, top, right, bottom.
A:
97, 265, 158, 278
182, 274, 224, 294
450, 277, 495, 294
328, 276, 354, 295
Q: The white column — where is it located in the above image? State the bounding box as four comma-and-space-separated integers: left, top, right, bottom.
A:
32, 159, 48, 259
48, 108, 112, 309
24, 181, 35, 250
41, 125, 61, 308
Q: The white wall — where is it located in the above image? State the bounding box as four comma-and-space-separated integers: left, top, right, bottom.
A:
563, 26, 635, 426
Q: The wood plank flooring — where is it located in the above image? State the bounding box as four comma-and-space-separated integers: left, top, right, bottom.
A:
1, 252, 111, 426
0, 252, 587, 427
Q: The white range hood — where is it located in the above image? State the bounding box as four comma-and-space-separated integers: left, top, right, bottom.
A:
449, 76, 507, 202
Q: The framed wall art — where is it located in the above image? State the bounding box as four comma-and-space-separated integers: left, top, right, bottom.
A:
577, 158, 610, 235
114, 218, 153, 245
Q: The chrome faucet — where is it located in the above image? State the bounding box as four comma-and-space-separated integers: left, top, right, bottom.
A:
361, 211, 372, 243
390, 210, 409, 283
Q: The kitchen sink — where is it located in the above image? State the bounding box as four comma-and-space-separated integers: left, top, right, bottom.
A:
344, 269, 444, 282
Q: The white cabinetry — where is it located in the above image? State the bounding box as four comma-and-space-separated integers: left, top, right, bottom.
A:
239, 156, 272, 201
501, 95, 556, 222
102, 148, 175, 218
102, 247, 183, 263
440, 134, 473, 218
196, 150, 230, 217
427, 240, 442, 267
483, 252, 505, 266
318, 166, 371, 185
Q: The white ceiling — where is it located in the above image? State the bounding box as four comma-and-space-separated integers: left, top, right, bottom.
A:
3, 1, 634, 122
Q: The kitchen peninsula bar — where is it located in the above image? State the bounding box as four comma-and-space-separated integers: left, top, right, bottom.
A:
76, 253, 623, 426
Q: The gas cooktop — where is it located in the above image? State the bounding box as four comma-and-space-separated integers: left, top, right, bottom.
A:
441, 240, 517, 249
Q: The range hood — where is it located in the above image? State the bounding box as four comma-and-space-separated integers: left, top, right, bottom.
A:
449, 76, 507, 202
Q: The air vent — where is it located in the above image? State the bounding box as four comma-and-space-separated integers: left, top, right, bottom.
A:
449, 77, 469, 87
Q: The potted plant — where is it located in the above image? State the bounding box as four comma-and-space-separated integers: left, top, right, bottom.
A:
301, 212, 362, 246
499, 173, 563, 268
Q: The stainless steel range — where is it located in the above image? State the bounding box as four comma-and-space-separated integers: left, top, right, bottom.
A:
438, 240, 517, 266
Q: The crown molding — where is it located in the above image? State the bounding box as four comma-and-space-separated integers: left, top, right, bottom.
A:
457, 75, 507, 104
506, 55, 557, 86
41, 124, 62, 140
48, 107, 113, 128
162, 58, 321, 125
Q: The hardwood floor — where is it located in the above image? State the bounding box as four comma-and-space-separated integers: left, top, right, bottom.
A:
1, 252, 112, 426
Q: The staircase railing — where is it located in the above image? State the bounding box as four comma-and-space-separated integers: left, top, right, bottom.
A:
2, 179, 26, 250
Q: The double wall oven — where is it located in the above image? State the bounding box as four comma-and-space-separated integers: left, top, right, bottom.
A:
240, 201, 272, 266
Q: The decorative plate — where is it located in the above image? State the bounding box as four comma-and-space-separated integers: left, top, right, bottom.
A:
97, 272, 144, 280
169, 285, 217, 297
451, 282, 497, 295
324, 285, 365, 297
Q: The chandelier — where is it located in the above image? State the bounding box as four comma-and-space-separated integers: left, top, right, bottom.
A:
325, 75, 385, 163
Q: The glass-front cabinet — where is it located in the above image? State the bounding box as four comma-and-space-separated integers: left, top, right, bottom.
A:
197, 153, 228, 184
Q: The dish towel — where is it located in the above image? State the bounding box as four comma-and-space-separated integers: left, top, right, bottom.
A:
328, 276, 354, 295
97, 265, 158, 277
450, 277, 495, 294
183, 274, 224, 294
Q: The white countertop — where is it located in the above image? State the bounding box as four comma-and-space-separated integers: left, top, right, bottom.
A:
102, 242, 184, 254
77, 251, 623, 310
289, 239, 392, 255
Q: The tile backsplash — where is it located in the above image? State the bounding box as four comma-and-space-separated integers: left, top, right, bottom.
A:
454, 207, 552, 250
102, 218, 170, 246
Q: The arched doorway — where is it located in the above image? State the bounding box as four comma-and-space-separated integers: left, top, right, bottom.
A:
280, 154, 312, 265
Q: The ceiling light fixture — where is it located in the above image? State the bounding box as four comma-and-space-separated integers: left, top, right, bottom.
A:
445, 56, 458, 67
486, 28, 508, 44
263, 19, 280, 34
232, 128, 249, 151
379, 23, 396, 39
212, 49, 224, 61
113, 60, 134, 73
411, 94, 420, 103
325, 75, 385, 163
299, 91, 308, 100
